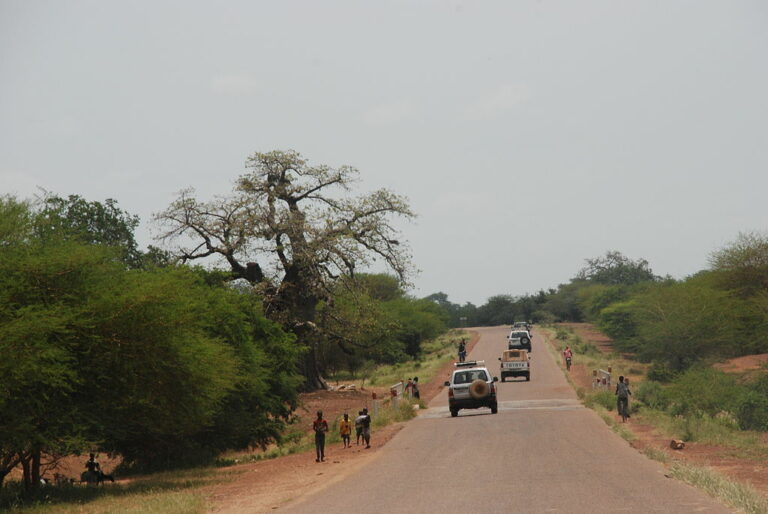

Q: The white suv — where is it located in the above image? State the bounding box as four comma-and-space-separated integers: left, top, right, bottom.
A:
507, 329, 532, 352
444, 361, 499, 417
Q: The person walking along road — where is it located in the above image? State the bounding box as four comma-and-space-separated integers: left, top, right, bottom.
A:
313, 411, 329, 462
615, 376, 632, 422
361, 408, 372, 449
458, 339, 467, 362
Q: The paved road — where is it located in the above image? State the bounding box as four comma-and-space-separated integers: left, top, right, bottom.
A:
283, 326, 730, 513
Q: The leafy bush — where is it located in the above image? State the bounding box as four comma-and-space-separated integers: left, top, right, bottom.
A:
636, 381, 670, 410
598, 301, 637, 341
585, 390, 616, 411
666, 368, 742, 417
736, 388, 768, 431
647, 362, 679, 383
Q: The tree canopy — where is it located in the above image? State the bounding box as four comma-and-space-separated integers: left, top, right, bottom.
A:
155, 150, 415, 389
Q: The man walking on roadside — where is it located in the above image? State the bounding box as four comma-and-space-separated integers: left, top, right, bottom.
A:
615, 376, 632, 422
458, 339, 467, 363
361, 408, 372, 449
313, 410, 329, 462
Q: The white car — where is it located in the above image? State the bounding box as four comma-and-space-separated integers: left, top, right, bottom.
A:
507, 330, 532, 352
444, 361, 499, 417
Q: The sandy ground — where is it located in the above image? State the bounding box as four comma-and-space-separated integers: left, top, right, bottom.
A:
549, 323, 768, 499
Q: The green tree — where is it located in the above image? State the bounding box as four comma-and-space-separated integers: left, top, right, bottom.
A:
710, 231, 768, 297
34, 193, 142, 267
155, 150, 414, 390
577, 250, 658, 285
0, 197, 301, 485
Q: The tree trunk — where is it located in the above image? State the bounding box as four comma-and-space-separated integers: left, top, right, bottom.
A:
299, 341, 327, 392
20, 453, 31, 492
31, 450, 41, 489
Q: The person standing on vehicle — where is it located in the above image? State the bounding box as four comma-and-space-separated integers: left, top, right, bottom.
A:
563, 346, 573, 371
361, 408, 372, 449
313, 410, 329, 462
339, 413, 352, 448
615, 376, 631, 422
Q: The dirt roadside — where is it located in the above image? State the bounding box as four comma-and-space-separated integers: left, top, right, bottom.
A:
205, 331, 480, 513
547, 323, 768, 499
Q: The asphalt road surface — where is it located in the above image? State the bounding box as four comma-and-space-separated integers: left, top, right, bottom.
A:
283, 326, 731, 513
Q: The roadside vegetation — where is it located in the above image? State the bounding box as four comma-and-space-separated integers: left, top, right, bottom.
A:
0, 151, 451, 507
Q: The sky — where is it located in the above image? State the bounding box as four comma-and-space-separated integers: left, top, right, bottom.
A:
2, 0, 767, 305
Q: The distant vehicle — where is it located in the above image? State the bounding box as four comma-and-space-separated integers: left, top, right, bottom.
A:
444, 361, 498, 417
513, 321, 531, 331
507, 330, 532, 352
499, 349, 530, 382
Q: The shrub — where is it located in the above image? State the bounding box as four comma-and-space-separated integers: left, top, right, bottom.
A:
736, 391, 768, 431
636, 381, 670, 410
667, 368, 742, 417
586, 390, 615, 411
647, 362, 679, 383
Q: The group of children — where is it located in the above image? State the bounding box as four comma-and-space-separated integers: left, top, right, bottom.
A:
312, 408, 372, 462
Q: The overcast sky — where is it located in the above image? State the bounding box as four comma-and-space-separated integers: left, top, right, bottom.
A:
2, 0, 767, 305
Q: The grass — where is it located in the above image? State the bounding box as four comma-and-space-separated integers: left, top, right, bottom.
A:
637, 408, 768, 461
669, 462, 768, 514
2, 468, 221, 513
641, 446, 670, 463
345, 330, 470, 388
543, 325, 647, 384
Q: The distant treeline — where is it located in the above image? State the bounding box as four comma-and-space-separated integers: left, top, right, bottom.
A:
429, 242, 768, 373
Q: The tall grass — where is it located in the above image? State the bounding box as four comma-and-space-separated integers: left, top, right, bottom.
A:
637, 409, 768, 460
362, 330, 469, 387
669, 462, 768, 514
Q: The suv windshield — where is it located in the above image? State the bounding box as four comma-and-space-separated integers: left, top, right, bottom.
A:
454, 370, 488, 384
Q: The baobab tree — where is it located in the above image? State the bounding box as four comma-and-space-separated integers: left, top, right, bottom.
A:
154, 150, 414, 389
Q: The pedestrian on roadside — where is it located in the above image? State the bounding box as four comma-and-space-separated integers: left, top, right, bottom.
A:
458, 339, 467, 362
361, 407, 372, 449
615, 376, 632, 422
412, 377, 420, 400
563, 345, 573, 371
339, 413, 352, 448
404, 378, 413, 398
355, 410, 365, 445
312, 410, 329, 462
